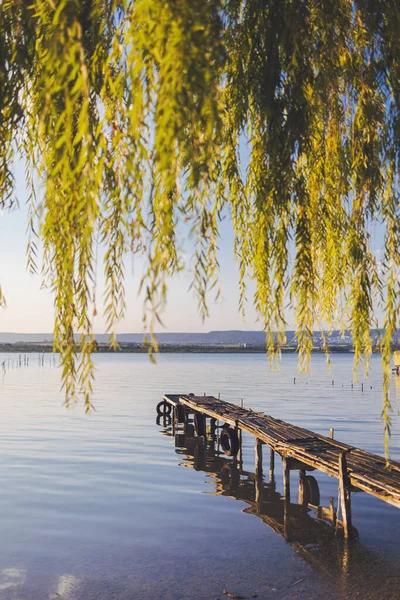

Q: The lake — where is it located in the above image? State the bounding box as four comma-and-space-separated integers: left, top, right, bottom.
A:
0, 352, 399, 599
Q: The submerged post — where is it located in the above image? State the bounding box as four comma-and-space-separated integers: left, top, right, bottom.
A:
255, 438, 263, 478
237, 427, 243, 466
339, 452, 353, 539
283, 457, 290, 502
330, 496, 336, 527
269, 447, 275, 484
298, 469, 307, 513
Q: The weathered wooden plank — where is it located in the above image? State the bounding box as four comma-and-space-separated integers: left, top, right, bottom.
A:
163, 394, 185, 407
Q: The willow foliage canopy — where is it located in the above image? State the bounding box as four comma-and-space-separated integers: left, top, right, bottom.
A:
1, 1, 399, 450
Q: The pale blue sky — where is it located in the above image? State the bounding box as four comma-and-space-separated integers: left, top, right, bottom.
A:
0, 162, 261, 334
0, 160, 386, 334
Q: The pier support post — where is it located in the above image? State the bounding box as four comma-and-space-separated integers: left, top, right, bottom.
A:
172, 409, 176, 436
330, 496, 336, 527
255, 438, 263, 478
283, 457, 290, 502
183, 408, 189, 434
255, 439, 263, 504
338, 452, 353, 539
298, 469, 307, 513
269, 448, 275, 484
238, 428, 243, 467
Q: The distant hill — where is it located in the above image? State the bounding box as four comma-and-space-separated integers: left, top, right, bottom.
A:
0, 330, 275, 345
0, 329, 398, 346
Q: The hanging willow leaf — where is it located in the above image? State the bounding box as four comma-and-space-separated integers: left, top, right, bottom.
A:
0, 0, 399, 454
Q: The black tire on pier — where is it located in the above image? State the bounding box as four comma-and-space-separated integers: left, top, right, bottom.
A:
194, 412, 206, 437
305, 475, 320, 506
220, 427, 240, 456
156, 400, 172, 417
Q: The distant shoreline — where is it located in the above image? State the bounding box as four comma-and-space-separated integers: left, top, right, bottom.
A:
0, 343, 360, 354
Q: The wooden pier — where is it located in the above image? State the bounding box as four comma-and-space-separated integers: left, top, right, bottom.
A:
159, 393, 400, 538
158, 424, 400, 598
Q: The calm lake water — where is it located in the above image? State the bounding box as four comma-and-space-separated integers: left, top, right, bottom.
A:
0, 352, 399, 600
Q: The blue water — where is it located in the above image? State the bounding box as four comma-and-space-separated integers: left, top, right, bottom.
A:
0, 352, 399, 599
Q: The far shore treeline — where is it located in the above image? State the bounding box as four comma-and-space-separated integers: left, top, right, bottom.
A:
1, 327, 398, 355
0, 343, 367, 354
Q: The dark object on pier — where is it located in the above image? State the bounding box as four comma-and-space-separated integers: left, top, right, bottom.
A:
220, 427, 240, 457
156, 400, 172, 417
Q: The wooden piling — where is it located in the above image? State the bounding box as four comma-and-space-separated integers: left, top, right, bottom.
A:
255, 438, 263, 478
330, 427, 335, 439
338, 452, 353, 539
330, 496, 336, 527
238, 428, 243, 467
269, 447, 275, 484
298, 469, 308, 514
283, 457, 290, 502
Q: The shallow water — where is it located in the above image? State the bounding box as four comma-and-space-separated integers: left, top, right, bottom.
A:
0, 352, 399, 600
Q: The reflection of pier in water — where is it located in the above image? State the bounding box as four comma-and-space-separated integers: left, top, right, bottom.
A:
157, 414, 400, 599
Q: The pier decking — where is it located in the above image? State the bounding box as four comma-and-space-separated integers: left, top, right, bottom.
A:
160, 393, 400, 538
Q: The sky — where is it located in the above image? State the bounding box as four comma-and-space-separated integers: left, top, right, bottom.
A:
0, 160, 387, 335
0, 162, 261, 334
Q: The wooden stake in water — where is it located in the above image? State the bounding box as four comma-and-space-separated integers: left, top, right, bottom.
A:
283, 457, 290, 502
338, 452, 353, 539
255, 438, 263, 478
269, 447, 275, 484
